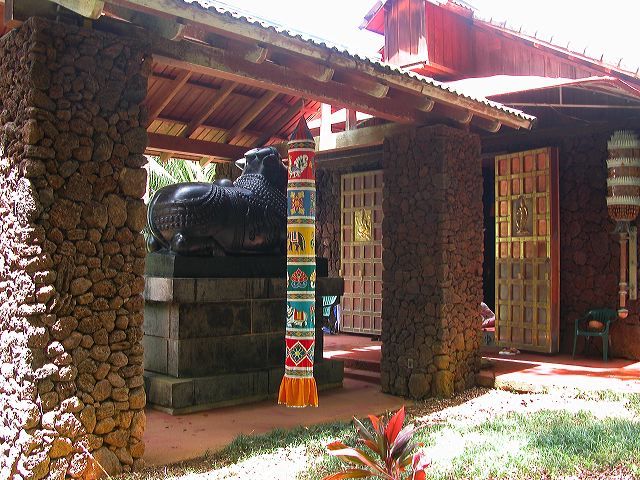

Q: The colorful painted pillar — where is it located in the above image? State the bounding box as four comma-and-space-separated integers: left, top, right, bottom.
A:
278, 117, 319, 407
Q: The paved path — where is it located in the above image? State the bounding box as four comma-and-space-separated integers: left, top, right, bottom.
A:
144, 377, 404, 466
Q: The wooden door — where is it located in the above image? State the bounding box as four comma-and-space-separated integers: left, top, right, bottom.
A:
495, 148, 560, 353
340, 171, 384, 335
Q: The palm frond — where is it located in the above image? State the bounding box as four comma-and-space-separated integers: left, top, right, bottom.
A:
145, 155, 218, 201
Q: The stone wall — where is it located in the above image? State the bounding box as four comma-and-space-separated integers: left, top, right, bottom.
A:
380, 125, 483, 398
559, 132, 640, 359
0, 18, 150, 479
316, 169, 341, 276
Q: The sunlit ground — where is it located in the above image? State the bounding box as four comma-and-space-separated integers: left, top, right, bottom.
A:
125, 388, 640, 480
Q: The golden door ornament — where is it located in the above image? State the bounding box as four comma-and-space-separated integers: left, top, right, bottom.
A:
354, 208, 373, 242
513, 195, 531, 235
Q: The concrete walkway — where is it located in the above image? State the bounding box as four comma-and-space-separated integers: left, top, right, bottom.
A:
143, 377, 404, 466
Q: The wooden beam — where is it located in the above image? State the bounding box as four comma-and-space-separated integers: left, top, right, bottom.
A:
151, 38, 423, 124
147, 69, 192, 122
158, 151, 171, 163
224, 90, 278, 143
154, 114, 289, 143
147, 133, 248, 159
319, 103, 333, 150
432, 103, 473, 124
417, 97, 435, 112
112, 0, 533, 129
472, 116, 502, 133
332, 70, 389, 98
48, 0, 104, 18
269, 51, 334, 82
105, 3, 184, 39
150, 72, 301, 114
316, 122, 411, 153
182, 80, 237, 138
345, 109, 357, 131
181, 23, 269, 63
199, 156, 212, 167
255, 98, 305, 146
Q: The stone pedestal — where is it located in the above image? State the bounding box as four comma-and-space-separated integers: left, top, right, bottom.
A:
142, 256, 344, 414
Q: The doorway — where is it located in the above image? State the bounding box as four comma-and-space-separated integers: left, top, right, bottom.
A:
340, 171, 384, 335
494, 148, 560, 353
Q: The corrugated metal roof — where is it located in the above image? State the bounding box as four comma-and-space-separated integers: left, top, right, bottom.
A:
159, 0, 534, 123
445, 75, 640, 99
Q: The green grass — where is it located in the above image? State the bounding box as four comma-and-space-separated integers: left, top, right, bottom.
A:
421, 410, 640, 479
297, 409, 640, 480
628, 393, 640, 416
128, 393, 640, 480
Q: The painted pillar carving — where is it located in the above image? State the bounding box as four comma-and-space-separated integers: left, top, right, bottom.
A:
0, 17, 150, 479
380, 125, 483, 398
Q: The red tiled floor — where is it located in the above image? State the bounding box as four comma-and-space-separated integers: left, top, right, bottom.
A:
324, 333, 640, 393
482, 348, 640, 393
324, 333, 382, 364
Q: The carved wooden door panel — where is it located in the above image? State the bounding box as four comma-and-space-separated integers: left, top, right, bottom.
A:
340, 171, 384, 335
495, 148, 560, 353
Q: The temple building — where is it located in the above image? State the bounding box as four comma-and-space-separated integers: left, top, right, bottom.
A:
0, 0, 637, 478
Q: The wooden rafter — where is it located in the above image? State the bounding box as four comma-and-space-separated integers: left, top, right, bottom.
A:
153, 115, 289, 143
318, 103, 333, 150
181, 80, 237, 138
472, 116, 502, 133
255, 98, 305, 146
269, 51, 334, 82
112, 0, 533, 129
332, 70, 389, 98
105, 3, 184, 39
49, 0, 104, 18
432, 103, 473, 124
151, 38, 424, 124
345, 109, 357, 131
147, 69, 192, 122
224, 90, 279, 143
147, 133, 248, 159
150, 72, 301, 113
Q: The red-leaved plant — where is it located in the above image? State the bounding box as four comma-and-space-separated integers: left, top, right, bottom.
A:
323, 406, 430, 480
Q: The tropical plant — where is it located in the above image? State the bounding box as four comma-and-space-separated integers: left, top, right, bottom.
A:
145, 155, 218, 201
323, 406, 430, 480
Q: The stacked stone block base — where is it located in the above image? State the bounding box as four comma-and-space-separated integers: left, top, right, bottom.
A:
143, 267, 344, 414
380, 125, 483, 399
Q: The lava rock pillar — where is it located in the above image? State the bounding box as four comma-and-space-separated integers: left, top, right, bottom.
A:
380, 125, 483, 399
0, 17, 150, 479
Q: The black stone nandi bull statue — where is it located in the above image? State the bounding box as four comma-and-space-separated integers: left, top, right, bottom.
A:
146, 146, 287, 256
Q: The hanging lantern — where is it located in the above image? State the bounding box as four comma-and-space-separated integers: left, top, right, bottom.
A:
606, 130, 640, 319
606, 130, 640, 223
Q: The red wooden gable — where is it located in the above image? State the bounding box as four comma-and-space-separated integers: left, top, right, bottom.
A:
365, 0, 639, 85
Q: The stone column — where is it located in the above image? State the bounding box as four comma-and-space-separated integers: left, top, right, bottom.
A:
316, 168, 341, 277
380, 125, 482, 398
0, 18, 150, 479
